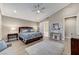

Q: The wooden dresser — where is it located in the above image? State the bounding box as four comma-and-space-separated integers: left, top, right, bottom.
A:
71, 38, 79, 55
7, 33, 18, 42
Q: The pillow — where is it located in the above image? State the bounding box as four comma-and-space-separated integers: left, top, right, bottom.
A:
30, 29, 34, 32
28, 29, 34, 32
22, 30, 29, 33
0, 40, 7, 52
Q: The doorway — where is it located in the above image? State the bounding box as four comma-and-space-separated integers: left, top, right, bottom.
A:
39, 21, 49, 37
43, 21, 49, 37
65, 16, 76, 39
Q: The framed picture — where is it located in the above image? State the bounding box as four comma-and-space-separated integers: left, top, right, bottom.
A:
52, 23, 60, 30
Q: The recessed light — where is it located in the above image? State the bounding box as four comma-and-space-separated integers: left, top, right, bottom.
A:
37, 10, 40, 13
11, 27, 16, 31
14, 10, 16, 13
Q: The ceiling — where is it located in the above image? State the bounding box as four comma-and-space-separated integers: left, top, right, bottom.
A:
1, 3, 69, 22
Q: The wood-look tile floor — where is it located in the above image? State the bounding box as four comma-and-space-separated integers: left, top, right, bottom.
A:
6, 37, 71, 55
63, 38, 71, 55
7, 38, 43, 55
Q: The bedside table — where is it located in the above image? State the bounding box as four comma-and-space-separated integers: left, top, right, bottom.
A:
7, 33, 18, 42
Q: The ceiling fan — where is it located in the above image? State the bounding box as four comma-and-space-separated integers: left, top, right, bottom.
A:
32, 4, 45, 14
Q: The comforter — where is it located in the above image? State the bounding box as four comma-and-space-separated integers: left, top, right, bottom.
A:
19, 32, 42, 41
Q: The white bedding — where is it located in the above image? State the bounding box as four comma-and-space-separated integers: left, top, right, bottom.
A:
25, 40, 64, 55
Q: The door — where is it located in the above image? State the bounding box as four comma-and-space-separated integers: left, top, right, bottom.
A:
43, 21, 49, 37
65, 17, 76, 38
39, 21, 49, 37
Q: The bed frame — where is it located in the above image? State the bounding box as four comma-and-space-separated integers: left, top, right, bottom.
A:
18, 27, 43, 44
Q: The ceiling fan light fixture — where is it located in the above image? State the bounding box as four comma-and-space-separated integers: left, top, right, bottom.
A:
14, 10, 16, 13
37, 10, 40, 13
32, 4, 45, 14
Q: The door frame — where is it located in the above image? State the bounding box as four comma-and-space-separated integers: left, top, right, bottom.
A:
64, 16, 77, 39
43, 21, 49, 37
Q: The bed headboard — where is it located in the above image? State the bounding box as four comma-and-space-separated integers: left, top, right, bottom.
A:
19, 27, 33, 33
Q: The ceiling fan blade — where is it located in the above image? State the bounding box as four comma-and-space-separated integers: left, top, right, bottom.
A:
32, 3, 45, 13
40, 7, 45, 10
32, 9, 37, 12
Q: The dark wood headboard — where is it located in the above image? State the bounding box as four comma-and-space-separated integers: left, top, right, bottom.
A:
19, 27, 33, 33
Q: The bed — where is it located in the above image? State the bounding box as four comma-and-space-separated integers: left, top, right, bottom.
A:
19, 27, 43, 44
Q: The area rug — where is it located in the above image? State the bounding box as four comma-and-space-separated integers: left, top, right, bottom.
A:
25, 40, 64, 55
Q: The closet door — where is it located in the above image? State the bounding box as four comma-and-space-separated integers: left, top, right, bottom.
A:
65, 17, 76, 39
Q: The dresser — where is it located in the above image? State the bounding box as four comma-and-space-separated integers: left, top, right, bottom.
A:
71, 38, 79, 55
7, 33, 18, 42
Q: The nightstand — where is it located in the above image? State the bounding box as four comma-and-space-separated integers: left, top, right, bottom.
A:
7, 33, 18, 42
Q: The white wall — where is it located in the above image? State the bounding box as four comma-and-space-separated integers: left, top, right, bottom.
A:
76, 14, 79, 36
49, 3, 79, 40
39, 22, 44, 34
0, 9, 2, 40
2, 16, 38, 40
37, 4, 79, 40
